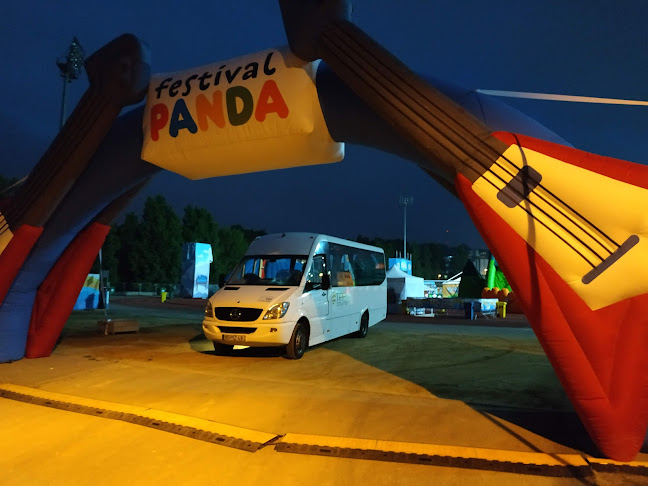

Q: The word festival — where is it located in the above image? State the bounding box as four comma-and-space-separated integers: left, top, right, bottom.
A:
150, 52, 290, 140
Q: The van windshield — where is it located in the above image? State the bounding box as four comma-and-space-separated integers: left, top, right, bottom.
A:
227, 255, 308, 286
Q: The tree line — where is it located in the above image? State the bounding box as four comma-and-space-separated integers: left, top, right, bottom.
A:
356, 236, 472, 280
99, 196, 475, 285
97, 195, 265, 287
1, 172, 480, 286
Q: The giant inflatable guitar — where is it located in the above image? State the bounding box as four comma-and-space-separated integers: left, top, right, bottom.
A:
278, 0, 648, 461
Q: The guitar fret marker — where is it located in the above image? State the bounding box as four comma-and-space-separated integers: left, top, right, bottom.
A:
497, 165, 543, 208
582, 235, 639, 284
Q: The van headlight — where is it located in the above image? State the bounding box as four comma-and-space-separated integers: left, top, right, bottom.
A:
204, 301, 214, 318
263, 302, 289, 320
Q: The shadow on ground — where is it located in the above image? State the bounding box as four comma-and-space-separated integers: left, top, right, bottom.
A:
77, 298, 599, 455
329, 326, 600, 454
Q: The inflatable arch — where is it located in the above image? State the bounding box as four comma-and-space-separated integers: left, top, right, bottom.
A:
1, 0, 647, 462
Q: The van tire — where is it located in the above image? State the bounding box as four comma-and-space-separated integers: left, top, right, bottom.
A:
285, 321, 308, 360
354, 312, 369, 338
213, 341, 234, 355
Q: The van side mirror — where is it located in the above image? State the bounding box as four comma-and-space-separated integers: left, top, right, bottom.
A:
321, 274, 331, 290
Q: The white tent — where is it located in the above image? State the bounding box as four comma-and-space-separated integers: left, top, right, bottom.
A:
387, 266, 425, 302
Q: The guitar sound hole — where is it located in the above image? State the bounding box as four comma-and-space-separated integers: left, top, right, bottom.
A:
497, 165, 542, 208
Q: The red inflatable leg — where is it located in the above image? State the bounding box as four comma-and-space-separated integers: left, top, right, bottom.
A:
25, 223, 110, 358
456, 172, 648, 461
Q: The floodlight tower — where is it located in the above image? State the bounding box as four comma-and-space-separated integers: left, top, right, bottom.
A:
56, 37, 85, 129
398, 195, 414, 259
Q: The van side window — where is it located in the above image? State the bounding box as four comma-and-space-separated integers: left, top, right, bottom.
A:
327, 242, 386, 287
305, 254, 326, 290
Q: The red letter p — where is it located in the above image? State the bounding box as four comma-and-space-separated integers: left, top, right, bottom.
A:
150, 103, 169, 141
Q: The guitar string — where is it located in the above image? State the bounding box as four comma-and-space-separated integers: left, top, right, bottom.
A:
470, 169, 597, 267
507, 133, 621, 250
479, 156, 617, 262
476, 160, 610, 265
474, 142, 619, 256
489, 154, 617, 254
324, 26, 613, 267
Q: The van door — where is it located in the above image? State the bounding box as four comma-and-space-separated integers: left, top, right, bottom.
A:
326, 245, 357, 338
302, 254, 328, 344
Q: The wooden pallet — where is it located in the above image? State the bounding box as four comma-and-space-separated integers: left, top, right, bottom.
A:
98, 319, 140, 335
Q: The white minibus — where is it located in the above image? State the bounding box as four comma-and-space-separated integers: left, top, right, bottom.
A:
202, 232, 387, 359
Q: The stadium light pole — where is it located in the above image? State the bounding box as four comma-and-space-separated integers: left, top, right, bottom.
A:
398, 195, 414, 259
56, 37, 85, 129
3, 38, 85, 196
56, 38, 105, 307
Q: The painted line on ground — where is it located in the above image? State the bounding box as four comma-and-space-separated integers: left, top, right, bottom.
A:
0, 383, 277, 452
2, 383, 647, 477
276, 433, 591, 477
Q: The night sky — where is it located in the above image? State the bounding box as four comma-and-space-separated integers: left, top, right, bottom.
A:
3, 1, 648, 249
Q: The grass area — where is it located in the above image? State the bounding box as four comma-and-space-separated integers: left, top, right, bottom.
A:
324, 327, 573, 412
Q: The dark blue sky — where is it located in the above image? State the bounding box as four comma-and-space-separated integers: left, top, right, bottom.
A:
3, 1, 648, 248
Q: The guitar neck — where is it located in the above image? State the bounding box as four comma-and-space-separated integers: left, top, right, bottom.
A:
316, 20, 508, 187
315, 20, 644, 308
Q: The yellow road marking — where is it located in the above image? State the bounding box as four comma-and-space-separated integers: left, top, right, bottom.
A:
279, 433, 588, 467
0, 383, 275, 446
2, 383, 646, 472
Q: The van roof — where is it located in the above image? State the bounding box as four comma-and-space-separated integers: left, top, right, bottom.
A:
246, 233, 319, 255
246, 233, 384, 256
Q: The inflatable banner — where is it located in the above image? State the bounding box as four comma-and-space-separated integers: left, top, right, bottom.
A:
73, 274, 101, 310
142, 47, 344, 179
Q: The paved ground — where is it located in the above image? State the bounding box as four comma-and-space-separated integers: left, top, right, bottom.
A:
0, 296, 646, 485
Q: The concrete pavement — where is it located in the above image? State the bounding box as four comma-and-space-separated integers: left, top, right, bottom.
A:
0, 298, 646, 484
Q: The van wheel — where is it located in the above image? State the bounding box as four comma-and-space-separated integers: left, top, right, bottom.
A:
285, 322, 308, 360
354, 312, 369, 338
213, 341, 234, 355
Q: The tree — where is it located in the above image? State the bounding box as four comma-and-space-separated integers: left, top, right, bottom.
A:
216, 226, 249, 285
415, 242, 452, 279
355, 235, 478, 280
182, 205, 219, 243
231, 224, 265, 243
131, 196, 182, 283
182, 204, 220, 277
100, 228, 121, 284
116, 212, 141, 283
447, 244, 471, 276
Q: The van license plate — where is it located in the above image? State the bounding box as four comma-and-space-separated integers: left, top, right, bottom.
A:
223, 334, 246, 342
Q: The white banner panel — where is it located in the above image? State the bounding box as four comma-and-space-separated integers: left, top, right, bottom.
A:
142, 47, 344, 179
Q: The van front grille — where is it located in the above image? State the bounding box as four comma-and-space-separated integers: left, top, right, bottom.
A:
217, 326, 257, 334
214, 307, 263, 322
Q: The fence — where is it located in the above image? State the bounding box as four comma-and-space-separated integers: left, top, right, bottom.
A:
111, 282, 219, 297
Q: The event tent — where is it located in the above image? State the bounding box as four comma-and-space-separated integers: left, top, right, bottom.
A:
387, 265, 425, 302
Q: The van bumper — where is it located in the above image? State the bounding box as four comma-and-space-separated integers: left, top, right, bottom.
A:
202, 318, 296, 347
